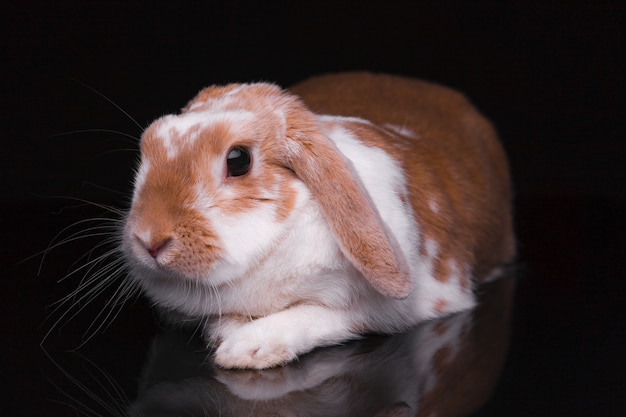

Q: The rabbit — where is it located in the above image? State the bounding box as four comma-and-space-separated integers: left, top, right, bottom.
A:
122, 72, 515, 369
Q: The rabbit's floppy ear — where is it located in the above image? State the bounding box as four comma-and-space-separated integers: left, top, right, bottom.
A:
279, 104, 411, 299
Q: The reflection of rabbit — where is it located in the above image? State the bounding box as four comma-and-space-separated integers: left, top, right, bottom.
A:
123, 72, 515, 369
129, 275, 514, 417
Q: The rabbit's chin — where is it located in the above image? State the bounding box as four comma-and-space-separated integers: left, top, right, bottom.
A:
127, 267, 213, 319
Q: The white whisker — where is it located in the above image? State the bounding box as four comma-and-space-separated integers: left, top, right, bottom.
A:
60, 73, 143, 130
41, 269, 123, 346
58, 242, 124, 286
50, 128, 139, 144
28, 216, 121, 274
79, 352, 131, 411
63, 242, 123, 285
49, 256, 125, 308
73, 265, 134, 349
80, 272, 137, 341
42, 347, 128, 417
49, 397, 104, 417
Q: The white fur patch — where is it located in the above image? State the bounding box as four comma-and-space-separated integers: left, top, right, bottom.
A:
188, 84, 252, 112
132, 160, 151, 203
428, 198, 440, 214
483, 265, 504, 282
200, 191, 294, 287
384, 123, 418, 138
319, 114, 372, 126
191, 182, 215, 212
156, 110, 254, 159
211, 211, 276, 284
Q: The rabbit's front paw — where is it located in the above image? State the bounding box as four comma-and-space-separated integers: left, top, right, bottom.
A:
213, 323, 297, 370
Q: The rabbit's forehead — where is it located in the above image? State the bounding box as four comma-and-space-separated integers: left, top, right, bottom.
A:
144, 109, 256, 160
157, 110, 254, 137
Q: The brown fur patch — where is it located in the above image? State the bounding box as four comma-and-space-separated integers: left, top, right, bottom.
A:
433, 345, 454, 370
431, 255, 451, 283
434, 299, 449, 313
275, 180, 299, 222
432, 321, 450, 336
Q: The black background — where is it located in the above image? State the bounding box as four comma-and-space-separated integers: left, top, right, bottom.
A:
2, 1, 625, 416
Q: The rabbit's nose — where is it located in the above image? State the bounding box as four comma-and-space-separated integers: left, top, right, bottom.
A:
136, 235, 172, 259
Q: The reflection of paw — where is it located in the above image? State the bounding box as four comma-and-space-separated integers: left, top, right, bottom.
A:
214, 366, 294, 400
214, 342, 359, 400
213, 324, 297, 370
216, 365, 290, 387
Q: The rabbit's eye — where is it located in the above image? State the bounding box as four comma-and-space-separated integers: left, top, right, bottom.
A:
226, 146, 251, 177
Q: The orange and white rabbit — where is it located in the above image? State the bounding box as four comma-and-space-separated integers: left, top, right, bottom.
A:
122, 72, 515, 369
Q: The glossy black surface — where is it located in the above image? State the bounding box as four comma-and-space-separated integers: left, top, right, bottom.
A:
2, 2, 625, 416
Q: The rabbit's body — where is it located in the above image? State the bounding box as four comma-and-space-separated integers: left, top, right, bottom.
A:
123, 72, 515, 369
